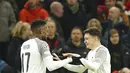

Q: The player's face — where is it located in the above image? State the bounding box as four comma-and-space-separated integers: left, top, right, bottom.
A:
84, 33, 96, 49
110, 33, 119, 45
47, 21, 56, 37
71, 29, 82, 42
41, 25, 48, 38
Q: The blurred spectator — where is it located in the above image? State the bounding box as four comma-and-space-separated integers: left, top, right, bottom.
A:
102, 6, 129, 42
61, 0, 87, 40
0, 0, 16, 61
41, 0, 64, 12
97, 0, 116, 21
7, 21, 32, 73
50, 2, 64, 37
46, 19, 65, 54
19, 0, 49, 23
124, 0, 130, 11
46, 18, 65, 73
87, 18, 102, 32
63, 27, 87, 65
87, 18, 107, 47
97, 0, 130, 26
64, 26, 87, 57
97, 0, 129, 24
108, 29, 130, 72
115, 4, 130, 27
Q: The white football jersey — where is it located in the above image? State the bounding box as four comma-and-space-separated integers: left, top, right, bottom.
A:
20, 38, 52, 73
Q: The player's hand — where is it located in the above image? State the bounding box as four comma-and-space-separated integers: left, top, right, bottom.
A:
62, 53, 73, 57
53, 53, 61, 61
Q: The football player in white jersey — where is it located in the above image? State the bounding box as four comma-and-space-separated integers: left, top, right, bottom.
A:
20, 19, 72, 73
63, 27, 111, 73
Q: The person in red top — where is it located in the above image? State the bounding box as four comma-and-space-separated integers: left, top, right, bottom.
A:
125, 0, 130, 11
19, 0, 49, 23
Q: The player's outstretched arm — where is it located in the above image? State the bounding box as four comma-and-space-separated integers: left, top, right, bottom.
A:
44, 55, 72, 71
38, 40, 72, 71
64, 64, 87, 73
80, 49, 107, 72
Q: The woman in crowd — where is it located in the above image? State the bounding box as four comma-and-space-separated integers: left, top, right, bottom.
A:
7, 21, 32, 73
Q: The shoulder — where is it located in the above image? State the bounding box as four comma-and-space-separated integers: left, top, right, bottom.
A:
98, 45, 109, 53
34, 38, 49, 49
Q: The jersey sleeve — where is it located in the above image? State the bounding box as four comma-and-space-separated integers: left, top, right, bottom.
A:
80, 48, 107, 72
35, 38, 72, 71
35, 38, 52, 58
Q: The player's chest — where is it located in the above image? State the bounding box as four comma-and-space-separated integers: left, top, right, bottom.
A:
86, 51, 96, 61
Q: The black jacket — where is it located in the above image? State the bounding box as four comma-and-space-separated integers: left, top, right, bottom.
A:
63, 39, 87, 59
7, 37, 25, 72
108, 35, 130, 71
63, 39, 88, 73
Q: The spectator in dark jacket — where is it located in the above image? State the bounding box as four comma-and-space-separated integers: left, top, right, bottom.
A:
46, 18, 65, 73
63, 26, 87, 73
46, 19, 65, 54
64, 27, 87, 58
19, 0, 49, 23
50, 2, 64, 37
0, 0, 16, 61
7, 21, 32, 73
61, 0, 87, 40
108, 29, 130, 72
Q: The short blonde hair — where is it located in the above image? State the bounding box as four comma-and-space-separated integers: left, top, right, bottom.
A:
12, 21, 30, 37
87, 18, 102, 32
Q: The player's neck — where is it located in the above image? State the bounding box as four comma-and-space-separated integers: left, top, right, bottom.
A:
91, 41, 101, 50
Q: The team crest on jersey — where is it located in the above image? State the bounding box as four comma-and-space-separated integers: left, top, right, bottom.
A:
23, 45, 30, 50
